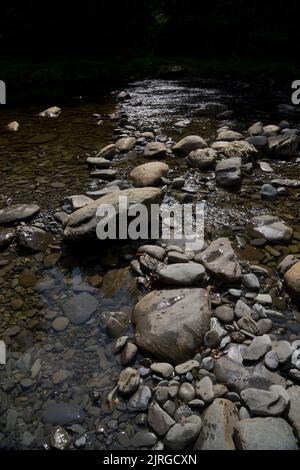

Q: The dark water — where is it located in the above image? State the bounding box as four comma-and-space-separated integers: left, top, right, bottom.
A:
0, 79, 299, 449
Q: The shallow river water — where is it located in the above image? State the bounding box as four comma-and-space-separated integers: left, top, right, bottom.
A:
0, 79, 299, 449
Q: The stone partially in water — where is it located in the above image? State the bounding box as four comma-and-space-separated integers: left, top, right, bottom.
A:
38, 106, 61, 118
0, 204, 40, 224
43, 403, 85, 425
248, 215, 293, 244
118, 367, 140, 396
195, 238, 242, 284
115, 137, 136, 152
284, 261, 300, 302
132, 288, 211, 364
173, 135, 207, 156
62, 292, 98, 324
130, 162, 169, 187
0, 228, 15, 249
143, 142, 167, 159
17, 225, 52, 252
215, 157, 242, 188
268, 134, 299, 158
63, 188, 162, 240
86, 157, 111, 168
186, 148, 217, 170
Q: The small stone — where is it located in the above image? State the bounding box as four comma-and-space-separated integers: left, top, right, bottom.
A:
264, 350, 279, 370
164, 415, 202, 450
131, 431, 157, 448
150, 363, 174, 378
118, 368, 140, 396
243, 335, 272, 362
127, 386, 152, 412
272, 341, 293, 364
50, 426, 72, 450
204, 330, 220, 348
214, 305, 234, 323
195, 376, 214, 403
120, 342, 138, 366
178, 383, 196, 402
175, 360, 200, 375
148, 401, 175, 436
52, 317, 70, 332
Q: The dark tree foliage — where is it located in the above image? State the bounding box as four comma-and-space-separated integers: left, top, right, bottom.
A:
0, 0, 299, 60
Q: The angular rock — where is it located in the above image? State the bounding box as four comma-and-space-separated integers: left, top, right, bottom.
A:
241, 388, 288, 416
62, 292, 98, 325
148, 401, 175, 436
195, 237, 241, 283
144, 142, 167, 159
215, 157, 242, 188
243, 335, 272, 362
132, 288, 211, 364
186, 148, 217, 170
268, 134, 299, 158
194, 398, 239, 450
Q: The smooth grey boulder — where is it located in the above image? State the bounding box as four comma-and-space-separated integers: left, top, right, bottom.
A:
132, 288, 211, 364
234, 418, 298, 450
164, 415, 202, 450
173, 135, 207, 156
0, 204, 40, 224
157, 263, 206, 286
241, 388, 288, 416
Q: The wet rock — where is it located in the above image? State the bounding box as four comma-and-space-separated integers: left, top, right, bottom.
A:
248, 215, 293, 244
43, 403, 85, 425
17, 225, 52, 251
243, 335, 272, 362
90, 169, 117, 180
127, 385, 152, 412
178, 383, 196, 402
39, 106, 61, 118
260, 184, 277, 200
52, 369, 70, 385
115, 137, 136, 152
86, 156, 111, 168
132, 288, 211, 364
64, 188, 162, 240
242, 273, 260, 291
234, 418, 298, 450
173, 135, 207, 156
148, 401, 175, 436
144, 142, 167, 159
196, 102, 227, 117
120, 342, 138, 366
271, 178, 300, 188
195, 376, 214, 403
131, 431, 157, 448
284, 261, 300, 302
287, 386, 300, 441
195, 237, 241, 283
62, 292, 98, 325
164, 415, 202, 450
96, 144, 118, 160
241, 388, 288, 416
52, 317, 70, 332
50, 426, 72, 450
6, 121, 19, 132
217, 130, 243, 142
214, 305, 234, 323
118, 368, 140, 396
268, 134, 299, 158
257, 161, 273, 172
215, 157, 242, 188
0, 204, 40, 224
248, 122, 264, 136
186, 148, 217, 170
194, 398, 239, 450
150, 363, 174, 378
157, 262, 205, 286
0, 228, 15, 249
130, 162, 169, 187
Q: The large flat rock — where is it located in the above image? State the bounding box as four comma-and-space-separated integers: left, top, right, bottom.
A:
132, 288, 211, 364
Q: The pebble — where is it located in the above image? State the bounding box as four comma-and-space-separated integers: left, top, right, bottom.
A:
127, 386, 152, 412
52, 317, 70, 332
150, 363, 174, 378
195, 376, 214, 403
175, 360, 200, 375
178, 382, 196, 402
214, 305, 234, 323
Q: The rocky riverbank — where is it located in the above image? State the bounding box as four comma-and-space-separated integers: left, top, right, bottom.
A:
0, 80, 300, 450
